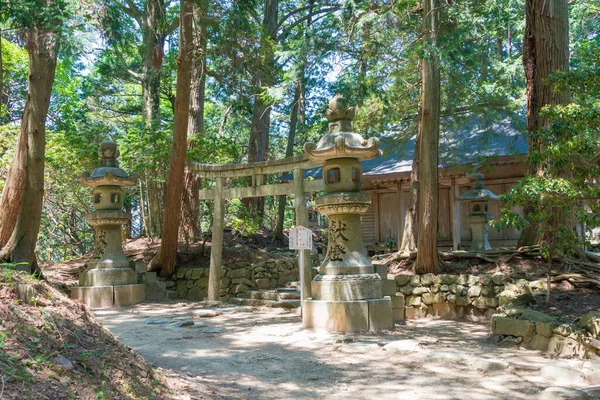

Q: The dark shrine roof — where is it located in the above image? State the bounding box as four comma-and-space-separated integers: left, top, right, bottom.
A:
299, 114, 528, 180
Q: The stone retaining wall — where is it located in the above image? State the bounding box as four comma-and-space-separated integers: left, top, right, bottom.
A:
492, 308, 600, 359
387, 272, 547, 322
172, 255, 298, 301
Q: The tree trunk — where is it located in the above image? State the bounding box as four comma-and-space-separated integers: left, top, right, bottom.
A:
399, 130, 420, 253
151, 0, 194, 278
274, 78, 303, 241
414, 0, 441, 274
0, 26, 59, 271
180, 0, 208, 241
246, 0, 278, 219
520, 0, 570, 246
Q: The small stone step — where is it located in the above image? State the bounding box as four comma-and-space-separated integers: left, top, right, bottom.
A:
278, 291, 300, 300
277, 287, 298, 293
229, 298, 301, 308
270, 300, 301, 309
166, 290, 178, 300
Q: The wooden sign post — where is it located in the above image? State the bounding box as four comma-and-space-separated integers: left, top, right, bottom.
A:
289, 225, 312, 305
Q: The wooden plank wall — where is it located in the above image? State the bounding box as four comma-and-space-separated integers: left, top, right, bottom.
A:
363, 179, 522, 245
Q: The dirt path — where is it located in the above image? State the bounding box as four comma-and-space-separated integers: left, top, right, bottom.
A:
95, 302, 599, 400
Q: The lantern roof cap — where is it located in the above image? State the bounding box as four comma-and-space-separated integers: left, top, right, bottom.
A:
305, 95, 381, 162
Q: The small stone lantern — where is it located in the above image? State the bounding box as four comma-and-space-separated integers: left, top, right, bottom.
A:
71, 140, 145, 308
457, 172, 499, 251
302, 95, 392, 333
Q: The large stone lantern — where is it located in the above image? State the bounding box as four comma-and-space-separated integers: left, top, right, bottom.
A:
302, 95, 393, 332
71, 140, 145, 308
457, 172, 499, 251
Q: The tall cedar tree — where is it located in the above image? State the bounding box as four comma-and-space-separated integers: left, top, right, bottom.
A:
414, 0, 441, 274
180, 0, 209, 241
0, 10, 61, 271
520, 0, 571, 246
151, 0, 194, 278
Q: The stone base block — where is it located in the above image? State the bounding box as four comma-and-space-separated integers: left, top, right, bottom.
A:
381, 279, 396, 296
303, 297, 392, 333
375, 264, 388, 279
80, 268, 137, 287
71, 286, 114, 308
72, 284, 145, 308
311, 275, 382, 301
114, 284, 145, 307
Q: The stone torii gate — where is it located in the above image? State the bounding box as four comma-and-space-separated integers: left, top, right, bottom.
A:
193, 155, 325, 302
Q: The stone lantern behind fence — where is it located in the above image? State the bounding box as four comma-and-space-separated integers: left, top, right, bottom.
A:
71, 140, 145, 308
302, 95, 393, 333
457, 172, 499, 251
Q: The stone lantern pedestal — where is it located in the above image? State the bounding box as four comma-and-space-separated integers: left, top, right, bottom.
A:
71, 141, 145, 308
302, 96, 392, 333
457, 173, 499, 251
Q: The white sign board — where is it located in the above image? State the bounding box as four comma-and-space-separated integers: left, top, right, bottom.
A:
289, 225, 312, 250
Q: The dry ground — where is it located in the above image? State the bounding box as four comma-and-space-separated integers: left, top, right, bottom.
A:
96, 301, 600, 400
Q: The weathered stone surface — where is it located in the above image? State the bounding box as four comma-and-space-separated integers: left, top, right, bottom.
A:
145, 318, 170, 325
491, 316, 535, 338
540, 387, 590, 400
398, 285, 414, 295
53, 356, 74, 371
391, 293, 405, 309
536, 321, 554, 338
471, 358, 508, 372
166, 290, 178, 299
582, 360, 600, 384
431, 302, 456, 319
467, 275, 480, 286
15, 284, 38, 305
422, 293, 435, 305
420, 273, 435, 286
406, 295, 421, 307
303, 300, 369, 332
381, 279, 396, 296
113, 284, 145, 307
431, 284, 441, 293
522, 309, 558, 324
484, 297, 498, 308
528, 334, 550, 351
541, 365, 587, 386
169, 320, 194, 328
229, 268, 251, 280
458, 274, 468, 285
187, 286, 205, 301
467, 285, 482, 297
580, 312, 600, 338
235, 283, 250, 293
472, 296, 487, 310
480, 274, 492, 286
395, 275, 411, 286
189, 309, 221, 318
439, 284, 449, 292
456, 296, 469, 306
436, 274, 457, 285
410, 275, 421, 287
515, 279, 533, 294
491, 272, 506, 285
255, 278, 270, 289
383, 340, 422, 353
429, 351, 467, 364
165, 280, 176, 288
554, 324, 575, 337
412, 286, 429, 295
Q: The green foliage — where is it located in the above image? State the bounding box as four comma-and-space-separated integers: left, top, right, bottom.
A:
493, 67, 600, 259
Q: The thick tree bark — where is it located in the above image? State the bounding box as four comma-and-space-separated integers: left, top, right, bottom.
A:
0, 26, 58, 270
520, 0, 570, 246
399, 131, 419, 253
414, 0, 441, 274
151, 0, 194, 278
180, 0, 208, 241
246, 0, 278, 218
